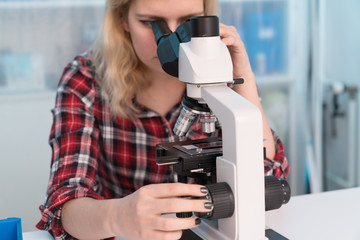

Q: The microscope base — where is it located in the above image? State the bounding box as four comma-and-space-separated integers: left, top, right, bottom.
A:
181, 230, 203, 240
265, 229, 289, 240
180, 229, 289, 240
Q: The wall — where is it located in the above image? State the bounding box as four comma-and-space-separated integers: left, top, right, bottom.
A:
320, 0, 360, 190
0, 1, 104, 231
0, 92, 55, 231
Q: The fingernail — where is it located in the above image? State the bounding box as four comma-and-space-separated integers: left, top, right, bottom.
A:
200, 187, 208, 194
195, 218, 201, 225
204, 202, 213, 209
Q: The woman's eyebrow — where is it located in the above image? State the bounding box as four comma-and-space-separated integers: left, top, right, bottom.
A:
135, 12, 204, 20
135, 13, 163, 20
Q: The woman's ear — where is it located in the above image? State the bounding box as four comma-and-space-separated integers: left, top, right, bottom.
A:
122, 17, 130, 32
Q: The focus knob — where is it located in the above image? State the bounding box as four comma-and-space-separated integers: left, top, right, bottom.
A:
265, 175, 291, 211
196, 182, 234, 220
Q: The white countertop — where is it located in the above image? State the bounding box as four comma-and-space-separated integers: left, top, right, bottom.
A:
265, 187, 360, 240
23, 230, 53, 239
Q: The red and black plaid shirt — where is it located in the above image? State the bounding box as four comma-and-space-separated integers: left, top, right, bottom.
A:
36, 52, 289, 239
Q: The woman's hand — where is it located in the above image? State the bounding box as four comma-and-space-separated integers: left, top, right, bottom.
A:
113, 183, 212, 240
219, 22, 276, 159
219, 23, 254, 80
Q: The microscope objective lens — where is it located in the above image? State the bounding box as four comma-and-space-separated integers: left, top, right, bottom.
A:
173, 107, 199, 136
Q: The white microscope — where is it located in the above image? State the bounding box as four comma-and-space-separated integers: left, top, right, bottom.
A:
153, 16, 290, 240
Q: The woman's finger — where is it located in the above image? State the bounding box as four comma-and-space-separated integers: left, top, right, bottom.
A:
140, 183, 209, 199
219, 23, 244, 49
150, 216, 201, 231
220, 24, 239, 39
151, 229, 184, 240
218, 22, 253, 77
219, 23, 238, 36
151, 198, 213, 214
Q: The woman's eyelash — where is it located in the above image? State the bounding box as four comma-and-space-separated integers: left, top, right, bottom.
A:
139, 18, 190, 27
139, 20, 154, 26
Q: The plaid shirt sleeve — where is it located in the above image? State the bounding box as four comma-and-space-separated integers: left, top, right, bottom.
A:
36, 57, 106, 240
264, 130, 290, 179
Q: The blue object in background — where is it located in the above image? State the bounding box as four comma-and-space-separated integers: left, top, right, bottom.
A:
0, 218, 23, 240
0, 53, 33, 84
243, 10, 285, 75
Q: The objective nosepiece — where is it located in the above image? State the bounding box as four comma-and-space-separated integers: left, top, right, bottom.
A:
173, 107, 200, 137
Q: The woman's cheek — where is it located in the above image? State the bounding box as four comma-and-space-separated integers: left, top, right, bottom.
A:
132, 32, 157, 62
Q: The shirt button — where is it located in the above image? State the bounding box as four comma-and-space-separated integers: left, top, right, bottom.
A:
164, 128, 169, 133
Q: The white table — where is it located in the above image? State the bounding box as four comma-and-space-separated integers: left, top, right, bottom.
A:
266, 187, 360, 240
23, 187, 360, 240
23, 231, 53, 240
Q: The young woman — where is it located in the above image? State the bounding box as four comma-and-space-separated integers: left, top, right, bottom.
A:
37, 0, 289, 239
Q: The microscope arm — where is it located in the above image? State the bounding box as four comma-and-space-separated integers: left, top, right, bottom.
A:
190, 84, 267, 240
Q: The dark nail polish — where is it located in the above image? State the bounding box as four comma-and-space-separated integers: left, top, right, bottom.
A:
204, 202, 213, 209
195, 218, 201, 225
200, 187, 208, 194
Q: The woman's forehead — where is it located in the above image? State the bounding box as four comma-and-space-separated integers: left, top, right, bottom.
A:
129, 0, 204, 19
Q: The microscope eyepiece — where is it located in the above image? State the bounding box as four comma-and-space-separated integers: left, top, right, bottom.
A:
190, 16, 219, 37
151, 20, 172, 45
151, 19, 191, 77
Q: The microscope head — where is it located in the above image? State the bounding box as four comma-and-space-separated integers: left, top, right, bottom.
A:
151, 16, 232, 136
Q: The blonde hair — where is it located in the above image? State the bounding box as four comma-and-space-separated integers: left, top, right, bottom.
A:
92, 0, 219, 118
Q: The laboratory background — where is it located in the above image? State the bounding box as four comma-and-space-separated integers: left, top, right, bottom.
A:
0, 0, 359, 233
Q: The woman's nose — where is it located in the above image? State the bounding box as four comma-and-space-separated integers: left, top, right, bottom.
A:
167, 21, 180, 32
